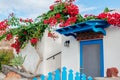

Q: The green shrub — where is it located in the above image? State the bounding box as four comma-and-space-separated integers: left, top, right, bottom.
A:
0, 49, 14, 70
9, 54, 26, 67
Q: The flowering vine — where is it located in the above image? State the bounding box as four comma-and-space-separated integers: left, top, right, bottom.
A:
97, 12, 120, 27
0, 0, 120, 53
0, 20, 8, 30
42, 0, 79, 27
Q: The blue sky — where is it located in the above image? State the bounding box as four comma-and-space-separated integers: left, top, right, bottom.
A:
0, 0, 120, 20
75, 0, 120, 15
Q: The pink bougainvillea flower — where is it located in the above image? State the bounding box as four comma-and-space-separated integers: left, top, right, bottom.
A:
0, 30, 6, 36
50, 5, 54, 10
20, 18, 33, 23
6, 33, 13, 40
44, 19, 49, 24
69, 0, 75, 2
84, 14, 89, 18
48, 32, 58, 40
97, 12, 108, 19
0, 20, 8, 30
25, 19, 29, 22
11, 39, 21, 53
59, 23, 64, 27
65, 3, 79, 17
20, 18, 23, 22
48, 17, 57, 26
48, 32, 53, 37
66, 17, 77, 24
55, 0, 61, 3
29, 19, 33, 22
55, 14, 61, 18
97, 12, 120, 26
23, 31, 27, 35
30, 38, 38, 45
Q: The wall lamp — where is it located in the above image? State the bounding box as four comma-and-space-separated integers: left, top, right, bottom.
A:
64, 40, 70, 47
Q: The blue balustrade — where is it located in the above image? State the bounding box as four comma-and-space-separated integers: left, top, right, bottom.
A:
32, 67, 93, 80
68, 69, 73, 80
75, 72, 80, 80
41, 75, 45, 80
62, 67, 67, 80
81, 74, 86, 80
48, 72, 52, 80
55, 69, 60, 80
88, 76, 93, 80
32, 77, 38, 80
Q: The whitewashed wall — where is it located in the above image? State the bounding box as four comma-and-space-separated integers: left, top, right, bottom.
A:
41, 30, 62, 74
103, 9, 120, 76
61, 36, 80, 72
20, 30, 62, 75
19, 28, 80, 75
19, 24, 120, 77
103, 26, 120, 76
61, 25, 120, 76
20, 32, 46, 74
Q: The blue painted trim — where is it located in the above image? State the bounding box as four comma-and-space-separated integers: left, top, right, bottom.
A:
56, 20, 110, 37
92, 26, 106, 35
80, 43, 83, 68
80, 39, 104, 77
100, 40, 104, 77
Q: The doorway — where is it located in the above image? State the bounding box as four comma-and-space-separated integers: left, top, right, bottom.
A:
80, 39, 104, 77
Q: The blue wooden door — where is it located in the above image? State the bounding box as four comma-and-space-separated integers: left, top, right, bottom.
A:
80, 39, 104, 77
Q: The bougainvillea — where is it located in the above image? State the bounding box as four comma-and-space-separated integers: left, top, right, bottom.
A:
43, 0, 79, 27
97, 12, 120, 27
0, 0, 120, 53
30, 38, 38, 46
6, 33, 13, 40
0, 20, 8, 30
11, 38, 21, 53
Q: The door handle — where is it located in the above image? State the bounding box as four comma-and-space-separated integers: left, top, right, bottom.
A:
80, 68, 85, 70
80, 68, 84, 70
80, 68, 84, 72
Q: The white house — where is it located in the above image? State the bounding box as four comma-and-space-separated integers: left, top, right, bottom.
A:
19, 9, 120, 78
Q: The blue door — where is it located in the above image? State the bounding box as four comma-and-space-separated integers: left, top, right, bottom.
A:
80, 39, 104, 77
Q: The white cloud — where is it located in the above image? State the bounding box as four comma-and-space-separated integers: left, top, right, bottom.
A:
80, 7, 97, 12
0, 0, 98, 20
0, 0, 54, 20
76, 4, 97, 13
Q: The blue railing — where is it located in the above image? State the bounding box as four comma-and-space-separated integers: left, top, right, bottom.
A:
32, 67, 93, 80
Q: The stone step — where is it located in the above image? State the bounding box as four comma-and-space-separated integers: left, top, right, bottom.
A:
94, 77, 120, 80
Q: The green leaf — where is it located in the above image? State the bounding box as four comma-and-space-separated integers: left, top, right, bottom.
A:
104, 7, 110, 13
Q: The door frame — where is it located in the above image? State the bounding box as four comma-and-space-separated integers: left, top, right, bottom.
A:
80, 39, 104, 77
